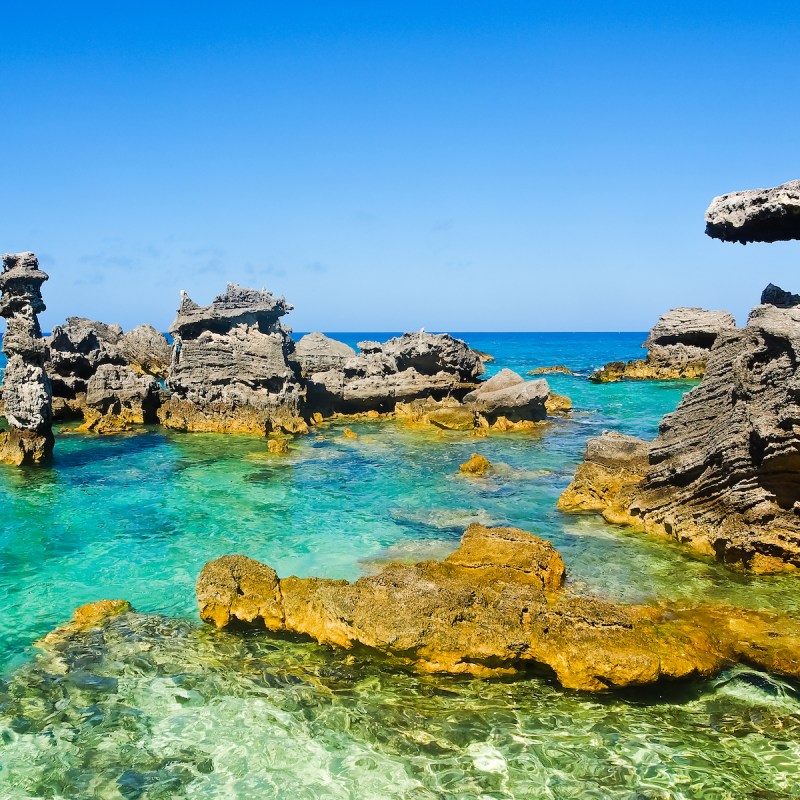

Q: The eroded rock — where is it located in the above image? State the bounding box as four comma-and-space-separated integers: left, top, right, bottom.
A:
78, 364, 160, 433
196, 525, 800, 690
293, 333, 356, 376
463, 369, 550, 422
117, 324, 171, 378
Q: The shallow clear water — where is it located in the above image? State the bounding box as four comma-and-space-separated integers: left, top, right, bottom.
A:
1, 332, 799, 798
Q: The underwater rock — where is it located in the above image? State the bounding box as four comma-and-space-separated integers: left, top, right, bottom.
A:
78, 364, 160, 433
463, 369, 550, 422
159, 284, 306, 434
266, 436, 289, 453
293, 332, 356, 375
117, 324, 171, 378
0, 252, 54, 464
705, 179, 800, 243
459, 453, 492, 476
342, 427, 358, 439
196, 524, 800, 691
563, 297, 800, 573
591, 308, 736, 382
305, 332, 484, 415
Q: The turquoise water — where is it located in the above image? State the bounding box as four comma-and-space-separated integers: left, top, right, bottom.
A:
1, 332, 799, 798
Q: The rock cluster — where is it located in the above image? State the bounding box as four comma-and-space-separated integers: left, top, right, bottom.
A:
78, 364, 161, 433
0, 252, 54, 464
304, 331, 485, 414
563, 291, 800, 573
705, 179, 800, 244
158, 284, 306, 434
197, 524, 800, 691
591, 307, 736, 382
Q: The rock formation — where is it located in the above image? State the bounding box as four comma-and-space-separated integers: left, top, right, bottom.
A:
196, 524, 800, 691
78, 364, 161, 433
45, 317, 169, 420
462, 368, 550, 421
0, 252, 54, 464
705, 179, 800, 243
159, 284, 306, 434
293, 332, 355, 375
563, 291, 800, 573
591, 308, 737, 382
304, 332, 484, 415
761, 283, 800, 308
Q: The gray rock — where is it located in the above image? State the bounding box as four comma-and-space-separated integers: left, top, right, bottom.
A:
117, 325, 171, 379
80, 364, 160, 432
0, 252, 53, 464
705, 179, 800, 243
159, 284, 305, 433
462, 368, 523, 402
761, 283, 800, 308
293, 332, 355, 376
462, 369, 550, 422
585, 431, 651, 473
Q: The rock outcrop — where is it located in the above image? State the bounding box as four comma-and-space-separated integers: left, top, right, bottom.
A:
117, 324, 171, 378
197, 524, 800, 691
563, 294, 800, 573
705, 179, 800, 244
293, 332, 355, 376
591, 308, 736, 382
761, 283, 800, 309
0, 252, 54, 464
462, 368, 550, 422
78, 364, 161, 433
305, 332, 484, 415
159, 284, 306, 434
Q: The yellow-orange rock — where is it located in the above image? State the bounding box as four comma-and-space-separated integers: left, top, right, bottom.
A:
459, 453, 491, 476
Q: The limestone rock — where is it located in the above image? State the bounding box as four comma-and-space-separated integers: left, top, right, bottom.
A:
159, 284, 305, 434
427, 406, 476, 431
196, 525, 800, 691
705, 179, 800, 243
463, 369, 550, 422
293, 332, 355, 375
459, 453, 491, 476
545, 392, 572, 415
472, 349, 495, 363
305, 332, 484, 415
761, 283, 800, 308
528, 365, 573, 375
0, 252, 53, 464
117, 324, 171, 378
78, 364, 160, 433
591, 308, 736, 382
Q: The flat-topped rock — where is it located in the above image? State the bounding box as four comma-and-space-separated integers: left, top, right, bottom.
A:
705, 179, 800, 243
463, 369, 550, 422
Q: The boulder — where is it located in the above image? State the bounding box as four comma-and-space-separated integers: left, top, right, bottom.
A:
78, 364, 160, 433
705, 179, 800, 243
591, 308, 736, 382
293, 332, 356, 376
528, 365, 573, 375
0, 252, 53, 464
459, 453, 492, 476
463, 370, 550, 422
117, 324, 171, 378
159, 284, 306, 434
196, 524, 800, 691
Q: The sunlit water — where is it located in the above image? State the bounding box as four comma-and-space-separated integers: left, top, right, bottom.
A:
0, 332, 798, 798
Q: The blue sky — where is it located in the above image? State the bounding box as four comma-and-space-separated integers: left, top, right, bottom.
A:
2, 2, 798, 332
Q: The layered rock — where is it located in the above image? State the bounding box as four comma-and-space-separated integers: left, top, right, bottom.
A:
705, 179, 800, 243
462, 368, 550, 422
159, 284, 306, 434
197, 524, 800, 691
0, 252, 54, 464
45, 317, 169, 420
78, 364, 161, 433
591, 308, 736, 382
563, 296, 800, 573
293, 332, 355, 375
305, 332, 484, 415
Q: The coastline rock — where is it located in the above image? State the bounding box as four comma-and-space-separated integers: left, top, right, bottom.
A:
761, 283, 800, 308
705, 179, 800, 243
196, 525, 800, 690
563, 297, 800, 573
472, 349, 495, 363
0, 252, 53, 464
463, 369, 550, 422
428, 406, 476, 431
590, 308, 736, 382
78, 364, 160, 433
545, 392, 572, 415
117, 324, 171, 378
293, 332, 356, 376
305, 332, 484, 415
459, 453, 492, 476
159, 284, 306, 435
528, 365, 573, 375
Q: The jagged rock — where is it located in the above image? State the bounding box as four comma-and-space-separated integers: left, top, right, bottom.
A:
117, 324, 171, 378
705, 179, 800, 243
293, 332, 355, 375
196, 525, 800, 691
159, 284, 306, 434
545, 392, 572, 415
762, 283, 800, 308
463, 369, 550, 422
528, 365, 573, 375
0, 252, 53, 464
563, 299, 800, 573
78, 364, 160, 433
473, 349, 495, 363
591, 308, 736, 382
459, 453, 492, 476
305, 332, 484, 415
266, 436, 289, 454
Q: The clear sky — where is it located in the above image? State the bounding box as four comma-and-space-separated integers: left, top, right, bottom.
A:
2, 2, 798, 332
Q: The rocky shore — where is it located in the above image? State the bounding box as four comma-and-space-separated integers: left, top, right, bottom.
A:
196, 523, 800, 691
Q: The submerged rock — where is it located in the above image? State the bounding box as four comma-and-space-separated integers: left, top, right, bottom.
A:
528, 365, 573, 375
459, 453, 492, 476
563, 294, 800, 573
305, 332, 484, 415
591, 308, 736, 382
0, 252, 53, 464
196, 524, 800, 691
159, 284, 306, 434
705, 179, 800, 243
